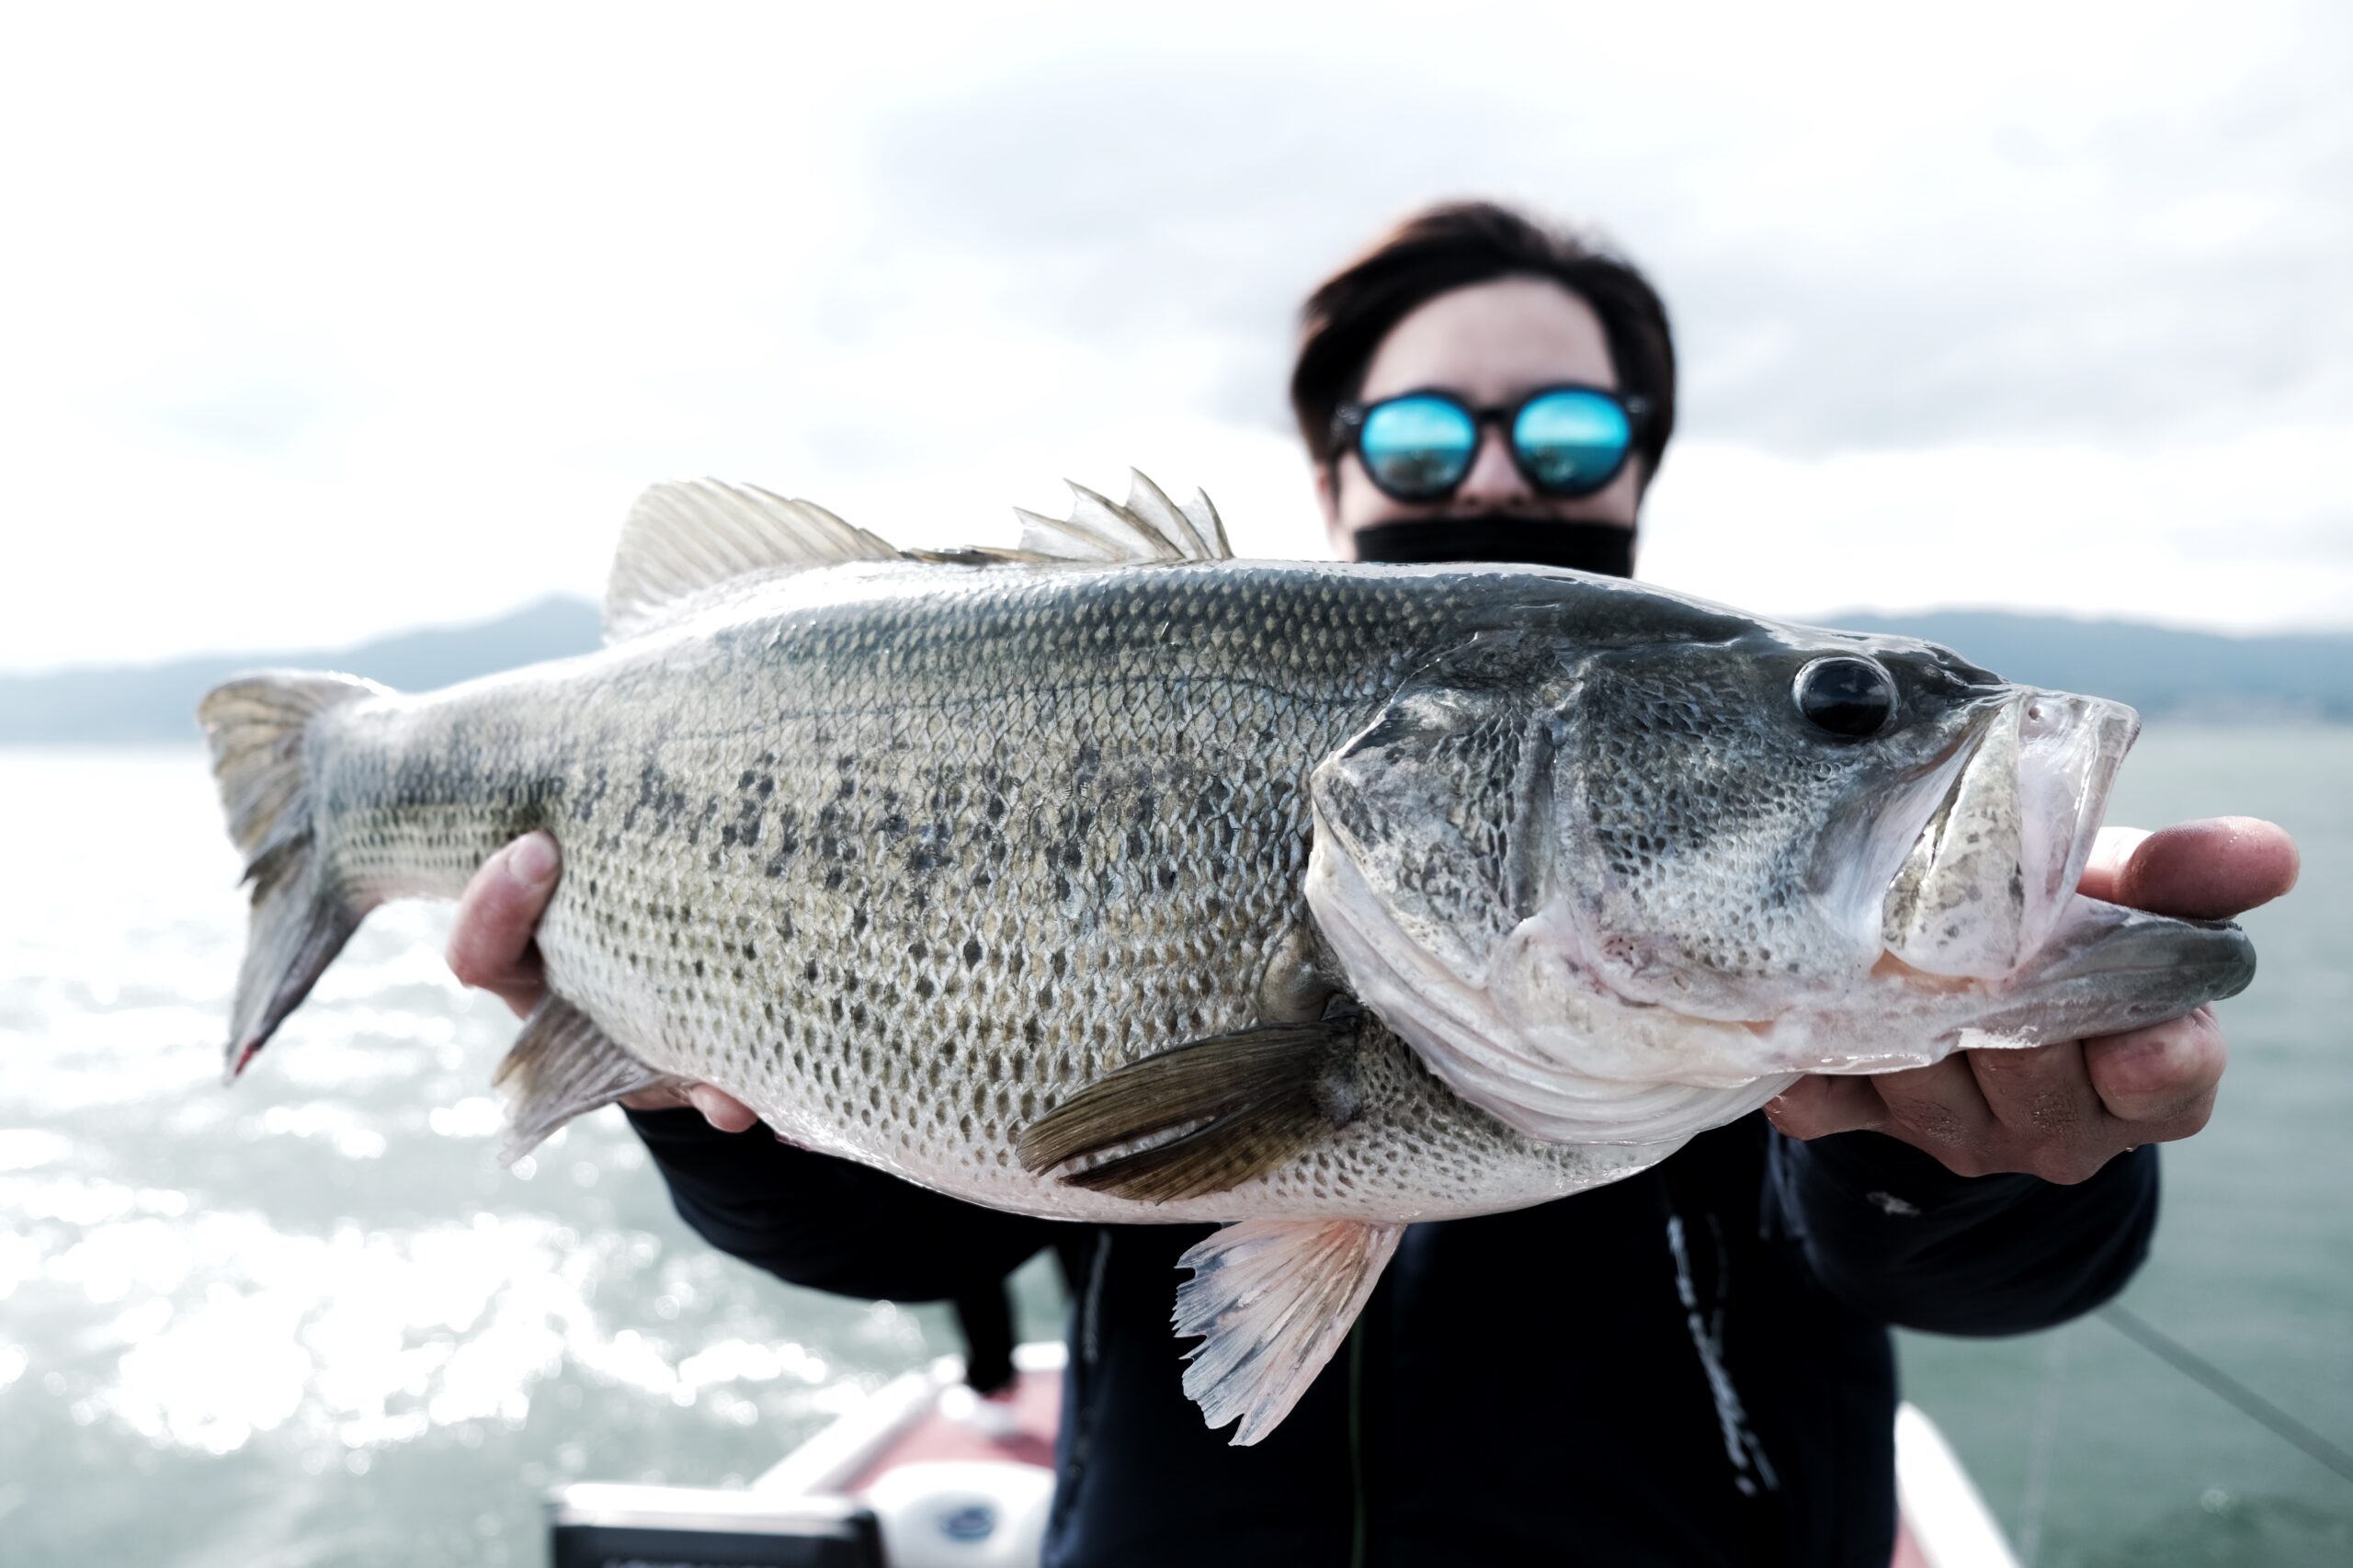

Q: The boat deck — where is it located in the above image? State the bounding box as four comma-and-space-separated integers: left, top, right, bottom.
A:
550, 1344, 2014, 1565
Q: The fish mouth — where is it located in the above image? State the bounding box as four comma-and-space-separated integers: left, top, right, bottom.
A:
1308, 676, 2252, 1138
1964, 896, 2255, 1042
1870, 687, 2255, 1039
1879, 690, 2137, 980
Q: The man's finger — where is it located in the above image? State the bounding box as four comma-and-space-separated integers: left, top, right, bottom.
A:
1966, 1040, 2102, 1139
1966, 1042, 2116, 1183
2082, 1006, 2227, 1130
686, 1085, 761, 1134
2075, 825, 2150, 904
1764, 1074, 1887, 1140
446, 832, 562, 1017
1865, 1057, 2002, 1173
618, 1083, 696, 1113
617, 1082, 765, 1135
2077, 818, 2298, 919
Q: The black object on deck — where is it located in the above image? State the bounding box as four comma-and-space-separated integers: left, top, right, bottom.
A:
547, 1483, 884, 1568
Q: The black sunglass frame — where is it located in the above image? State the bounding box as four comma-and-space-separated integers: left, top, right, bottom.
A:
1331, 382, 1653, 503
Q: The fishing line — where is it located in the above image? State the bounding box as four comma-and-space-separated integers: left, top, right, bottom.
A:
2015, 1331, 2066, 1566
2097, 1303, 2353, 1486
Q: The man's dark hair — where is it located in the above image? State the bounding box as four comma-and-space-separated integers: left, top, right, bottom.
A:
1290, 200, 1677, 487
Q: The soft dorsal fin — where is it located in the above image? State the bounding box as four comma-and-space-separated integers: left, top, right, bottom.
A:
606, 480, 900, 641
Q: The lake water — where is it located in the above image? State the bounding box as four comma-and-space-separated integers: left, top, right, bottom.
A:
1, 729, 2346, 1566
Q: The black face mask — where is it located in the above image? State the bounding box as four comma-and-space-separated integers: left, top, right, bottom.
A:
1348, 516, 1635, 579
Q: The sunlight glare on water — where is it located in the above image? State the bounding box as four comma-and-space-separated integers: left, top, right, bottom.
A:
0, 748, 1047, 1568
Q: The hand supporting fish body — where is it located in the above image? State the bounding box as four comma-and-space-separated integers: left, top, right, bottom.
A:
200, 475, 2255, 1444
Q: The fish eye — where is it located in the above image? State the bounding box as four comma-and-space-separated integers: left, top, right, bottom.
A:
1793, 656, 1897, 738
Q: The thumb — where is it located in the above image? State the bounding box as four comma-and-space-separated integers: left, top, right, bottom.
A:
447, 832, 562, 1017
2078, 818, 2298, 920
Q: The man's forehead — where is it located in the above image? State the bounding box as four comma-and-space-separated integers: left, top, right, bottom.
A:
1358, 277, 1620, 403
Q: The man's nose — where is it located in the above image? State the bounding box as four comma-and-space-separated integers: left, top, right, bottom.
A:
1449, 426, 1531, 511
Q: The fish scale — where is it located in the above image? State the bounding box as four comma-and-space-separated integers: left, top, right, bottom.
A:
202, 473, 2255, 1444
303, 554, 1626, 1225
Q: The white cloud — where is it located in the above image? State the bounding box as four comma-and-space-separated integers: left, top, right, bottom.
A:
0, 0, 2345, 670
1642, 425, 2353, 632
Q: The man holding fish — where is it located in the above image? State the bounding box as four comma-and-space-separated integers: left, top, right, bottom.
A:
435, 202, 2297, 1563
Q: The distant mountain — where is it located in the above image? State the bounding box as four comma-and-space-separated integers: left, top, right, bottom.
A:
0, 597, 604, 744
1815, 609, 2353, 724
3, 597, 2347, 744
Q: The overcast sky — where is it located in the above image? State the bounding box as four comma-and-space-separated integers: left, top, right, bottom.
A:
2, 0, 2346, 672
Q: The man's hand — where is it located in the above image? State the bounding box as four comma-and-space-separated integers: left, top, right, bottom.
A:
1766, 817, 2299, 1183
446, 832, 760, 1132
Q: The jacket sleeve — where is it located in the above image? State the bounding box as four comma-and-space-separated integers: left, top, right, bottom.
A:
1767, 1129, 2158, 1335
624, 1107, 1063, 1301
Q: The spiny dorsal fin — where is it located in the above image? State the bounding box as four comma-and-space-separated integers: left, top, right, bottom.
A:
1017, 1015, 1360, 1203
606, 480, 900, 641
1167, 475, 1233, 562
1017, 471, 1233, 563
926, 470, 1233, 568
1175, 1219, 1404, 1445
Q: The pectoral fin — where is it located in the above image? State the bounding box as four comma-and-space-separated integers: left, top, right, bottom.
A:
492, 997, 676, 1163
1175, 1218, 1404, 1445
1016, 1016, 1361, 1203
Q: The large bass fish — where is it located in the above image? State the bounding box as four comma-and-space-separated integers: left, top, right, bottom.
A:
200, 474, 2255, 1443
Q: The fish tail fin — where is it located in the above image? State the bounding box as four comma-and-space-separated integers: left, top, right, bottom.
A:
199, 670, 387, 1081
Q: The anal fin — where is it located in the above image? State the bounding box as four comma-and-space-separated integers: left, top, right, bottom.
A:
1016, 1016, 1361, 1203
1175, 1219, 1404, 1446
492, 997, 676, 1163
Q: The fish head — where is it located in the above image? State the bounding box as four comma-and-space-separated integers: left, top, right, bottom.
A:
1304, 595, 2255, 1139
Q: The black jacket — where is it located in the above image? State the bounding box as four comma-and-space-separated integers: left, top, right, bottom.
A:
626, 1108, 2156, 1566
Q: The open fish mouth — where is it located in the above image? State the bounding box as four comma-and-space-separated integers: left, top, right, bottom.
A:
1307, 658, 2262, 1146
1864, 688, 2254, 1041
1880, 690, 2137, 982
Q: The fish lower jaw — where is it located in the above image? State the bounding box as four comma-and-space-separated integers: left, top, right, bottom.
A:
1757, 893, 2254, 1074
1865, 892, 2202, 1006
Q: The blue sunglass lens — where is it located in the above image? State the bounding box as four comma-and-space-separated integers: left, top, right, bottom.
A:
1358, 394, 1477, 499
1514, 390, 1631, 494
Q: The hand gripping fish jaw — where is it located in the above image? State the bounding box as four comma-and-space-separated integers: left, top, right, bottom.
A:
1303, 631, 2254, 1144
